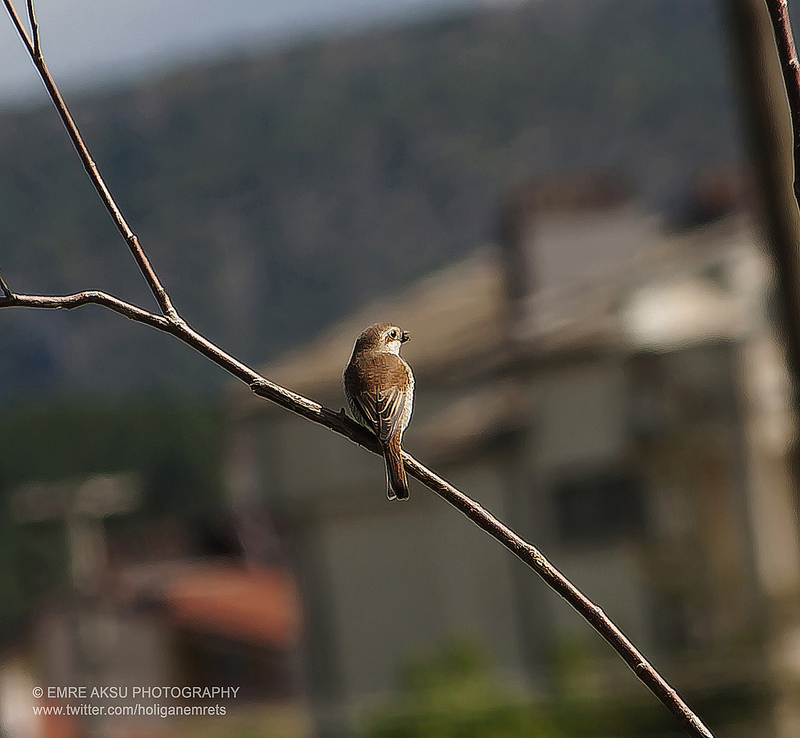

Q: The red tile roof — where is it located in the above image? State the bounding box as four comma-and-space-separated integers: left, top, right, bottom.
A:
139, 563, 301, 649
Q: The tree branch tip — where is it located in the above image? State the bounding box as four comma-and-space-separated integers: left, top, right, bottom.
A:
25, 0, 40, 56
0, 272, 14, 299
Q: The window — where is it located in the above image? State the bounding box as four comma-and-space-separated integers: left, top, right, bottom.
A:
553, 470, 646, 545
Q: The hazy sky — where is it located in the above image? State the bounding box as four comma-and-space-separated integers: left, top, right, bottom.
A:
0, 0, 494, 109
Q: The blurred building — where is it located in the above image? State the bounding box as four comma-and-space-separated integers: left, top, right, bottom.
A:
9, 498, 303, 738
228, 173, 800, 737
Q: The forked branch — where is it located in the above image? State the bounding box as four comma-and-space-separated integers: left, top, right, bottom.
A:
3, 0, 177, 320
0, 1, 714, 736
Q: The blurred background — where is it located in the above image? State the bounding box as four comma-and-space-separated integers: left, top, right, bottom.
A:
2, 0, 800, 736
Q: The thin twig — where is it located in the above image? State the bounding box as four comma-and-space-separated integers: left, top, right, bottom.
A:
25, 0, 38, 57
0, 269, 12, 299
761, 0, 800, 489
0, 2, 714, 736
765, 0, 800, 202
0, 290, 171, 330
2, 0, 177, 321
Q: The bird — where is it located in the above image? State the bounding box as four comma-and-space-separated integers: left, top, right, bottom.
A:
343, 322, 415, 500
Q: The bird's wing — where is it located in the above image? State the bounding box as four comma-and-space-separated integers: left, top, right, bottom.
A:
350, 358, 409, 444
376, 384, 408, 443
355, 385, 406, 444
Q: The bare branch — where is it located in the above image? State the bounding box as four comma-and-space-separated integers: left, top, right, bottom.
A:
25, 0, 39, 57
0, 281, 714, 738
2, 0, 31, 52
0, 269, 12, 299
765, 0, 800, 201
1, 0, 177, 321
253, 372, 713, 738
0, 2, 714, 736
761, 2, 800, 480
0, 288, 171, 330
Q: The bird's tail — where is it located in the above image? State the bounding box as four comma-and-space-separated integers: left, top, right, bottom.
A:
384, 437, 409, 501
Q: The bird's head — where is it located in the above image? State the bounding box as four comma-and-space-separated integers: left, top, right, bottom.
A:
354, 322, 410, 356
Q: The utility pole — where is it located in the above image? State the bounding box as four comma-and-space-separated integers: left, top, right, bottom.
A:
12, 473, 140, 737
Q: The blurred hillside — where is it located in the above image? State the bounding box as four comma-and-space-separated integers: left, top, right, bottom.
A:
0, 0, 742, 403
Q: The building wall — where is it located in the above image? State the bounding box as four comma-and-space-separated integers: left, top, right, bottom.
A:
229, 211, 800, 735
258, 399, 533, 700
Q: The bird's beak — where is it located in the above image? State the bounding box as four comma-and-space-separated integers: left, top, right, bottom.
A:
401, 331, 410, 343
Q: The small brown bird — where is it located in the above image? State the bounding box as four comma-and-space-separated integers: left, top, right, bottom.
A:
343, 322, 414, 500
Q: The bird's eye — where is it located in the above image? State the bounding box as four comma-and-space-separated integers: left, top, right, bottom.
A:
389, 329, 398, 339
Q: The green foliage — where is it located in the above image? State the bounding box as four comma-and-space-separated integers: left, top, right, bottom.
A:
361, 639, 562, 738
362, 637, 768, 737
545, 636, 768, 737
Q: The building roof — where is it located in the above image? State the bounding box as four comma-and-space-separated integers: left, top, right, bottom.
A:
240, 248, 507, 407
119, 561, 301, 649
234, 210, 759, 418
